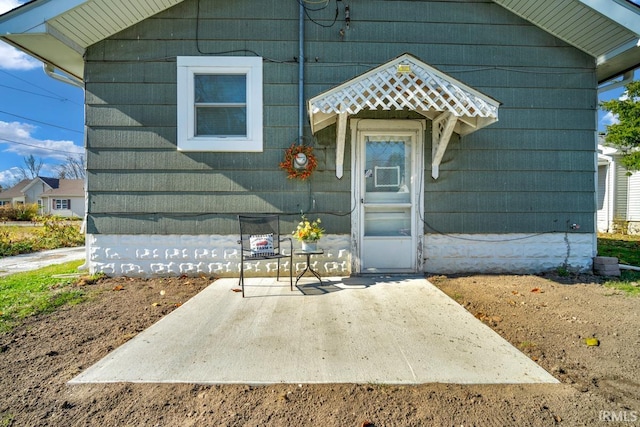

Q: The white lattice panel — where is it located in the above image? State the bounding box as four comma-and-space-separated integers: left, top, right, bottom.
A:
309, 54, 499, 120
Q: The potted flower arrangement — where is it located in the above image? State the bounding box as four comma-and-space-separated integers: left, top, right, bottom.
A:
293, 215, 324, 251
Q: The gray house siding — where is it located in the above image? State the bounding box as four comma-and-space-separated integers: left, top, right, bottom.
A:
85, 0, 595, 241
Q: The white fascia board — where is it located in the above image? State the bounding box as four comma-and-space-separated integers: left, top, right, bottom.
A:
578, 0, 640, 35
0, 0, 88, 35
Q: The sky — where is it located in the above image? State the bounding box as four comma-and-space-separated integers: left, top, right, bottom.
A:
0, 0, 638, 189
0, 0, 84, 189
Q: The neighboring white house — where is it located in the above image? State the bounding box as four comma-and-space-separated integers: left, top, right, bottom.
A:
39, 179, 84, 218
598, 144, 640, 234
0, 177, 84, 218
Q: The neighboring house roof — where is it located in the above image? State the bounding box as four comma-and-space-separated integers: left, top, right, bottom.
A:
0, 0, 638, 84
0, 177, 83, 200
40, 179, 84, 197
20, 175, 57, 193
0, 178, 31, 199
39, 176, 60, 189
21, 176, 58, 194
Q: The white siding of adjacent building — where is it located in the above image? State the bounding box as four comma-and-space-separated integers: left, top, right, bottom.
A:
628, 172, 640, 222
597, 163, 613, 232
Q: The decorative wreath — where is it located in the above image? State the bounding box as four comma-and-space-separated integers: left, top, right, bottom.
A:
279, 143, 318, 180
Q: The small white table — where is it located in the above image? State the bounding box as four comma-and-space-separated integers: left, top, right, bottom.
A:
294, 249, 324, 286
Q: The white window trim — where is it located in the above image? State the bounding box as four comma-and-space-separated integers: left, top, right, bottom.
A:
177, 56, 263, 152
54, 199, 70, 210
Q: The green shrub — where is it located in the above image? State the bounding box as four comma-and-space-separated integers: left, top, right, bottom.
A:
36, 216, 84, 249
0, 203, 39, 221
0, 217, 83, 256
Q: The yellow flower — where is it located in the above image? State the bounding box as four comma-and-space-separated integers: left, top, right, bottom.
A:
292, 215, 324, 241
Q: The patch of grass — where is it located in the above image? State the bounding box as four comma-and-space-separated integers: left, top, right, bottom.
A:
598, 233, 640, 266
0, 260, 86, 333
518, 341, 537, 349
451, 292, 464, 302
0, 412, 14, 427
604, 271, 640, 296
598, 234, 640, 296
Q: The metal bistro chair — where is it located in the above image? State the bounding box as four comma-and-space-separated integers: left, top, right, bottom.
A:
238, 215, 293, 297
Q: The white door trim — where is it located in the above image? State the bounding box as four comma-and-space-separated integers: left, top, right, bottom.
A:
350, 119, 426, 274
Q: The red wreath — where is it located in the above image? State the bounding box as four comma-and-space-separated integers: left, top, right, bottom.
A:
279, 143, 318, 180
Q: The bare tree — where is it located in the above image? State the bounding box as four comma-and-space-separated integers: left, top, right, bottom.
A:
19, 155, 44, 179
56, 155, 86, 179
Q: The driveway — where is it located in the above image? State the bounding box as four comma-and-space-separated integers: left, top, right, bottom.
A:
0, 246, 86, 277
70, 276, 558, 385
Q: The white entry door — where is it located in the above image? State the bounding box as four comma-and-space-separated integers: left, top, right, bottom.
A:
351, 120, 424, 273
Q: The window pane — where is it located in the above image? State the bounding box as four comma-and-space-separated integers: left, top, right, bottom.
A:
196, 106, 247, 136
195, 75, 246, 103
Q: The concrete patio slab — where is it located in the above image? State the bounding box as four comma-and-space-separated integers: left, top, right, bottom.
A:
70, 276, 559, 385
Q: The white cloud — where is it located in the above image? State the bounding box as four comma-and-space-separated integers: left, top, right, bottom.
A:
0, 0, 24, 14
0, 120, 83, 161
0, 1, 41, 70
0, 42, 40, 70
600, 111, 619, 128
0, 167, 22, 188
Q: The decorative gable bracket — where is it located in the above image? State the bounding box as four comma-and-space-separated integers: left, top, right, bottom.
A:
432, 112, 457, 180
307, 53, 500, 179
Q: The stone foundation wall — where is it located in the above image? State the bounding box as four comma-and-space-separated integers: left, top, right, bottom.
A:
87, 232, 595, 277
87, 234, 351, 277
423, 233, 595, 274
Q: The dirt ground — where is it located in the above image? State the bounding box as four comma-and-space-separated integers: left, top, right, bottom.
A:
0, 273, 639, 426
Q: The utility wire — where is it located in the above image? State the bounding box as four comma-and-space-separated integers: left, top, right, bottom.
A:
0, 83, 79, 103
297, 0, 339, 28
0, 70, 82, 106
0, 137, 83, 155
0, 110, 83, 134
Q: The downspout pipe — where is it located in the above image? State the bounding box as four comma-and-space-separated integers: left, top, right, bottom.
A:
298, 1, 305, 145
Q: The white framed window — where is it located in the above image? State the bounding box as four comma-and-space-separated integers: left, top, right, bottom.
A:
54, 199, 70, 210
177, 56, 263, 152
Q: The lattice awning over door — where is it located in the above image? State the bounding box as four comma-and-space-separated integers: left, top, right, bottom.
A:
307, 53, 500, 179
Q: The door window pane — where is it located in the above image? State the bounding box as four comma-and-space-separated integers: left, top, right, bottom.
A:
364, 137, 411, 203
363, 136, 412, 236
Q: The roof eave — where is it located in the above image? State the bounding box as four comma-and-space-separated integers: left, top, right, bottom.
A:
0, 0, 91, 80
0, 34, 84, 81
596, 40, 640, 84
577, 0, 640, 35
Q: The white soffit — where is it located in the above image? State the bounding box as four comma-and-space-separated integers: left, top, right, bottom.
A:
0, 0, 183, 80
492, 0, 640, 83
307, 53, 500, 136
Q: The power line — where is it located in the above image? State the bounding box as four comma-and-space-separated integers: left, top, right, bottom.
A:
0, 137, 83, 156
0, 69, 83, 106
0, 110, 83, 134
0, 83, 80, 103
